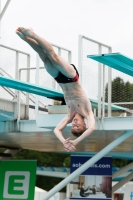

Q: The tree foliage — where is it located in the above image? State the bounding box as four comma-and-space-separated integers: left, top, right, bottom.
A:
105, 77, 133, 167
112, 159, 132, 168
105, 77, 133, 109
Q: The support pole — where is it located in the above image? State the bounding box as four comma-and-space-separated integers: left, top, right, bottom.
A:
108, 47, 112, 117
113, 162, 133, 179
0, 0, 11, 21
35, 53, 40, 117
102, 64, 105, 117
66, 181, 70, 198
98, 44, 102, 118
40, 130, 133, 200
25, 54, 30, 120
112, 171, 133, 193
78, 35, 83, 84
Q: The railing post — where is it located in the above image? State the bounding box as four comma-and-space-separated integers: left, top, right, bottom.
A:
15, 51, 19, 79
78, 35, 83, 84
17, 69, 21, 122
15, 51, 20, 120
35, 53, 40, 117
108, 47, 112, 117
98, 44, 102, 118
57, 48, 61, 91
102, 64, 105, 117
25, 54, 30, 120
68, 50, 72, 64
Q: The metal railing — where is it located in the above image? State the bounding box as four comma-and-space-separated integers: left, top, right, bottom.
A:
0, 44, 30, 119
0, 66, 45, 107
78, 36, 133, 118
78, 35, 112, 118
0, 43, 72, 120
18, 66, 47, 120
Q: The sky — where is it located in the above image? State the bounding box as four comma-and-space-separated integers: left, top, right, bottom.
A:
1, 0, 133, 67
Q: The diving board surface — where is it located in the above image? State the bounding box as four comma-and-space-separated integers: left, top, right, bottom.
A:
89, 98, 126, 111
0, 75, 126, 111
87, 53, 133, 76
0, 75, 63, 101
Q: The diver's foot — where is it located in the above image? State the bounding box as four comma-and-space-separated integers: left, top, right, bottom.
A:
19, 27, 34, 38
16, 28, 26, 41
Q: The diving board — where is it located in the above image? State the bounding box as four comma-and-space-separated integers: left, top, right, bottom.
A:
87, 53, 133, 76
0, 75, 126, 111
89, 98, 126, 111
0, 75, 63, 101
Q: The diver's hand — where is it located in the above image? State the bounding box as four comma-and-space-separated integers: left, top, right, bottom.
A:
63, 138, 76, 152
68, 139, 77, 147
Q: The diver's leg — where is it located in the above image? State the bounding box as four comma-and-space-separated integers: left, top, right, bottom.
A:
16, 28, 59, 78
19, 27, 77, 78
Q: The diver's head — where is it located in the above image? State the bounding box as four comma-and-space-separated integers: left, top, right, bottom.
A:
71, 113, 86, 137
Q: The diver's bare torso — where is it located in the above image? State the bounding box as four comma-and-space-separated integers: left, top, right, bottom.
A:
59, 80, 92, 121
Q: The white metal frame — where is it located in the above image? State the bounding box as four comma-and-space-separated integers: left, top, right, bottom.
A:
0, 44, 30, 121
78, 35, 112, 118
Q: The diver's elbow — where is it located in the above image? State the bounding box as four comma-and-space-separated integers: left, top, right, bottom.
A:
90, 126, 95, 133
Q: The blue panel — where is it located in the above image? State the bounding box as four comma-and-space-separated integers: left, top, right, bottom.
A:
87, 53, 133, 76
0, 110, 14, 121
70, 156, 112, 175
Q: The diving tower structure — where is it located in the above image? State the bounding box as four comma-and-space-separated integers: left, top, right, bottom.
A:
0, 62, 133, 155
0, 37, 133, 156
0, 35, 133, 199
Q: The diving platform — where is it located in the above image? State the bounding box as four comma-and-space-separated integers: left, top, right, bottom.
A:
0, 52, 133, 158
0, 75, 126, 112
0, 75, 64, 101
0, 116, 133, 160
87, 52, 133, 76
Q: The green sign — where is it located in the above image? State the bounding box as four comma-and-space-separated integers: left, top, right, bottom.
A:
0, 160, 37, 200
